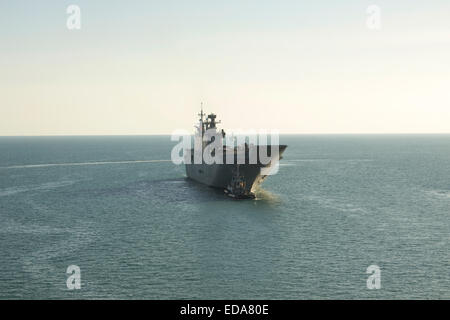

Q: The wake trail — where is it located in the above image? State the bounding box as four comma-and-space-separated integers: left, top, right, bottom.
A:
0, 160, 172, 169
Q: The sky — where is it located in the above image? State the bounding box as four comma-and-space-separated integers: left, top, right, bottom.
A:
0, 0, 449, 135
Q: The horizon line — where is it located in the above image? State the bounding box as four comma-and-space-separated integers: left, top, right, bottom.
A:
0, 132, 449, 137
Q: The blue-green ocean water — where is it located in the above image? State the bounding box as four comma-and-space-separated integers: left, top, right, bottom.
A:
0, 135, 449, 299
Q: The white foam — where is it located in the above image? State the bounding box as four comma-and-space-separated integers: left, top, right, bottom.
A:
286, 159, 373, 162
0, 159, 172, 170
0, 180, 76, 197
427, 190, 450, 199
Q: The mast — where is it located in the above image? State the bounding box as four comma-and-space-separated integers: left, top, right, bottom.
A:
198, 102, 204, 137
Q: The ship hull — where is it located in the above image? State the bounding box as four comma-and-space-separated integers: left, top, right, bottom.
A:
185, 145, 287, 194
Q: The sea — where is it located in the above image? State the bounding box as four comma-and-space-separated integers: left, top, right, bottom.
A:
0, 135, 449, 299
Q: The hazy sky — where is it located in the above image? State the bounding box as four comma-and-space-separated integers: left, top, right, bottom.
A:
1, 0, 449, 135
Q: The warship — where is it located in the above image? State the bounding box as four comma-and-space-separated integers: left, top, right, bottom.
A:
185, 108, 287, 199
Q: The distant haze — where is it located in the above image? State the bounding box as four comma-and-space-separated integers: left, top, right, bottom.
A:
1, 0, 449, 135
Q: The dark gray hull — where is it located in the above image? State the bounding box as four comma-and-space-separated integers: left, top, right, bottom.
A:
185, 145, 287, 193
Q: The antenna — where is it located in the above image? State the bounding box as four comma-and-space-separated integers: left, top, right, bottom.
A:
198, 102, 204, 122
198, 102, 205, 137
